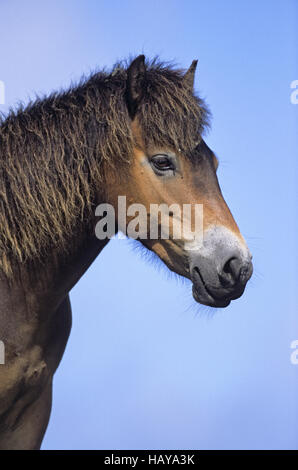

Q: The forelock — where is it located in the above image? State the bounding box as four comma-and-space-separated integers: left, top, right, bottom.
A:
135, 61, 210, 157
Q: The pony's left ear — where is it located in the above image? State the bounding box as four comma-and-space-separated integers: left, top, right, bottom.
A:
182, 60, 198, 91
126, 55, 146, 119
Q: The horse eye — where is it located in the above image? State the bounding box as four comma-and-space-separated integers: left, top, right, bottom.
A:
150, 155, 174, 172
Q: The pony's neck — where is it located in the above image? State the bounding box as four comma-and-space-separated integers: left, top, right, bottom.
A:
52, 232, 109, 305
15, 221, 111, 315
0, 71, 130, 287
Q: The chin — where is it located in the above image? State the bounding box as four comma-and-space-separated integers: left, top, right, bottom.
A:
192, 285, 232, 308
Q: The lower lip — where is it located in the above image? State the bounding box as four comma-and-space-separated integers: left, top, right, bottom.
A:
192, 285, 231, 308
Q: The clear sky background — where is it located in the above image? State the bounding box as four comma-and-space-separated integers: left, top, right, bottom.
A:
0, 0, 297, 450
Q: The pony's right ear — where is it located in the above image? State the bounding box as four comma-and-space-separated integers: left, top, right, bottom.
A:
182, 60, 198, 91
126, 55, 146, 119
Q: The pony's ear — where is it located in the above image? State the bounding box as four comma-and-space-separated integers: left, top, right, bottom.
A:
126, 55, 146, 119
182, 60, 198, 91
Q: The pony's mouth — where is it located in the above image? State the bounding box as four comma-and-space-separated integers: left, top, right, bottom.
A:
192, 283, 231, 308
191, 266, 242, 308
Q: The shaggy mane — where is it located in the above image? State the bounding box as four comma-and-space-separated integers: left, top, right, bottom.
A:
0, 57, 210, 276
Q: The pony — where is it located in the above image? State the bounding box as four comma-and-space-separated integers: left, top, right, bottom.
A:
0, 55, 252, 449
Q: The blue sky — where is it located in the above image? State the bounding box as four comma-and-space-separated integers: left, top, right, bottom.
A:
0, 0, 297, 449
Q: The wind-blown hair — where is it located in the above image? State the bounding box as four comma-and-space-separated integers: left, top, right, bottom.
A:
136, 59, 209, 155
0, 57, 209, 276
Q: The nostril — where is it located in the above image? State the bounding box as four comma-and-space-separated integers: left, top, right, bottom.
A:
226, 257, 241, 279
219, 257, 241, 287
